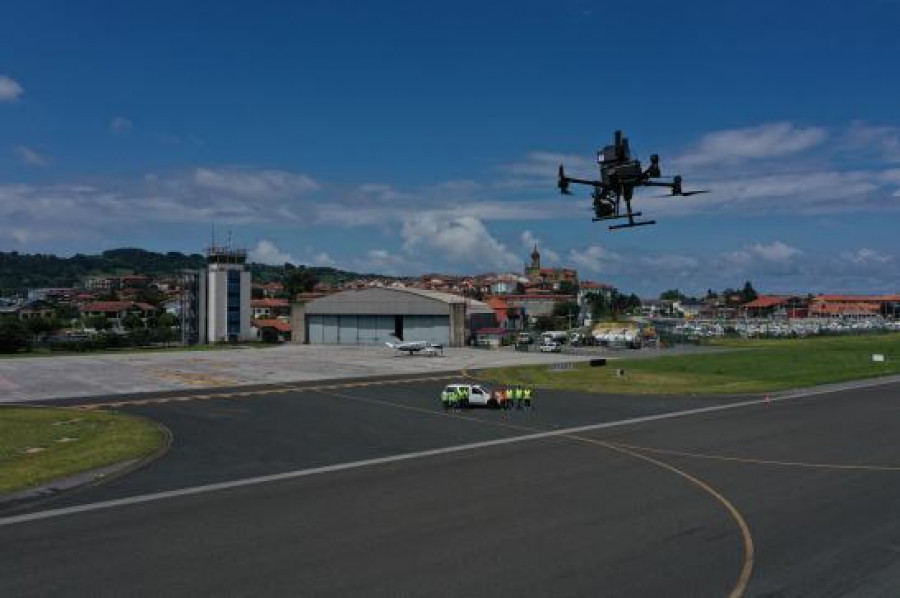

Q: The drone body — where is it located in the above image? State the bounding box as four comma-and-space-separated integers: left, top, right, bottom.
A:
558, 130, 707, 230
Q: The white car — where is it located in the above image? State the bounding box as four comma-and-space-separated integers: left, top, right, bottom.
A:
539, 342, 561, 353
441, 384, 497, 407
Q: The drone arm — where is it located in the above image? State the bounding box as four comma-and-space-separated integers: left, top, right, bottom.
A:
564, 176, 603, 187
643, 154, 661, 178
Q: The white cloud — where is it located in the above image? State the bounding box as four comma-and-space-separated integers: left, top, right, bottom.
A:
639, 255, 700, 271
844, 122, 900, 162
249, 240, 295, 265
310, 252, 336, 267
0, 75, 23, 102
109, 116, 133, 134
14, 146, 49, 166
194, 167, 319, 199
678, 122, 827, 166
567, 245, 624, 274
500, 152, 596, 191
402, 214, 520, 271
724, 241, 801, 266
841, 248, 893, 265
359, 249, 410, 273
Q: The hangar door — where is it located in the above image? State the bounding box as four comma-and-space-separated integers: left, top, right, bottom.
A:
306, 314, 449, 345
402, 315, 449, 346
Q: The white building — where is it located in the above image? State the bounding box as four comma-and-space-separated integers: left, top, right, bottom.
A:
204, 246, 252, 342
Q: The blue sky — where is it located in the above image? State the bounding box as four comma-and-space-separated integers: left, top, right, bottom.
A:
2, 0, 900, 295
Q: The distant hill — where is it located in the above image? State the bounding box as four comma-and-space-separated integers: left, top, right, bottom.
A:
0, 248, 372, 291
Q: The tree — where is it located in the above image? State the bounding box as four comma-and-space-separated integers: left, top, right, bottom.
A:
153, 313, 179, 346
0, 317, 29, 353
135, 288, 167, 306
156, 312, 178, 328
26, 316, 58, 338
122, 314, 145, 331
740, 280, 758, 303
285, 267, 318, 298
659, 289, 686, 302
551, 301, 580, 329
584, 292, 611, 320
532, 315, 556, 332
83, 315, 110, 331
53, 303, 80, 321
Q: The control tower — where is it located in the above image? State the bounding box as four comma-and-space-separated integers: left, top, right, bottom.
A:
205, 244, 251, 342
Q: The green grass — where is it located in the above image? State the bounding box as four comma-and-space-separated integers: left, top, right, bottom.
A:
0, 343, 270, 359
476, 333, 900, 395
0, 407, 167, 495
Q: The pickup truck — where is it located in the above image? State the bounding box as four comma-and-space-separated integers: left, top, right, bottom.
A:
441, 383, 505, 408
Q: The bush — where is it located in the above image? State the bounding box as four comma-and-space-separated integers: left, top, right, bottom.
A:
0, 317, 29, 353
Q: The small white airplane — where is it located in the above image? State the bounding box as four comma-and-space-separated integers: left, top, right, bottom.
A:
385, 339, 444, 356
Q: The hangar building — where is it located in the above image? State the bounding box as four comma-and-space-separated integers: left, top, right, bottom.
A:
292, 287, 495, 347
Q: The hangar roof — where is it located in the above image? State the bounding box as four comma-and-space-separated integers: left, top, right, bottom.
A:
304, 287, 491, 316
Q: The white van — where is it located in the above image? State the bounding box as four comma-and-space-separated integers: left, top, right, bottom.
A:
441, 383, 496, 407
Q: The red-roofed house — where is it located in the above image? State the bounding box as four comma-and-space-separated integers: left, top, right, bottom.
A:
809, 294, 900, 318
740, 295, 808, 318
251, 318, 292, 342
262, 281, 285, 297
80, 301, 157, 328
485, 296, 525, 330
251, 298, 290, 318
809, 300, 882, 318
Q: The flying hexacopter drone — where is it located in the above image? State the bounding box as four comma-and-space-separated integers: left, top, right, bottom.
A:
557, 130, 708, 230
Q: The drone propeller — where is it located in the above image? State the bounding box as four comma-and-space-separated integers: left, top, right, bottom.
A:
650, 189, 710, 198
558, 165, 572, 195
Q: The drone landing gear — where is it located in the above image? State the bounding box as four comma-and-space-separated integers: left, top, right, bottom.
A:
592, 211, 655, 229
609, 219, 656, 230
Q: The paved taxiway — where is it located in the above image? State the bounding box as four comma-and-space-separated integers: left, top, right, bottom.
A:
3, 377, 900, 596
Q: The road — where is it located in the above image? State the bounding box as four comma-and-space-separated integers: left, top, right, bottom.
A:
2, 376, 900, 596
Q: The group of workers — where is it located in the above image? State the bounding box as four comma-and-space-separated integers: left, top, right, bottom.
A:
495, 386, 535, 410
440, 385, 535, 410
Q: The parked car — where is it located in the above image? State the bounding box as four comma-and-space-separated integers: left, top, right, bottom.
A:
539, 341, 562, 353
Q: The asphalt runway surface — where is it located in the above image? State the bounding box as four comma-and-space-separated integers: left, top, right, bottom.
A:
3, 376, 900, 596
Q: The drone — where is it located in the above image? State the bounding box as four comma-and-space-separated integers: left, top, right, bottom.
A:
557, 130, 708, 230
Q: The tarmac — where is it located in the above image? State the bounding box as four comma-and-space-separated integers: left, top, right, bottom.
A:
0, 344, 596, 403
3, 375, 900, 596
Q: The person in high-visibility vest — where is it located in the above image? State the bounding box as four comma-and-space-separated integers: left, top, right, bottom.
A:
523, 387, 533, 409
498, 387, 508, 409
441, 389, 452, 410
513, 386, 522, 409
458, 386, 469, 409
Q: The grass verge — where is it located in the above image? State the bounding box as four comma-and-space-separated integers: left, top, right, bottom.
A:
0, 343, 270, 359
476, 333, 900, 395
0, 406, 166, 496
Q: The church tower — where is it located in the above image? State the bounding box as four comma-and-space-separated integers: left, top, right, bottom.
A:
526, 244, 541, 280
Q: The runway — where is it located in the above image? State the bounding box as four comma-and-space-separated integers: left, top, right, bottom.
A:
3, 377, 900, 596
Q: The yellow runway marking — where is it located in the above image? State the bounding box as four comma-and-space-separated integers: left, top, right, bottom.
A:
607, 441, 900, 472
313, 387, 754, 597
570, 436, 755, 598
70, 374, 458, 409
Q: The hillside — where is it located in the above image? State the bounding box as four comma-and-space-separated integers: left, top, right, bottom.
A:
0, 248, 370, 290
